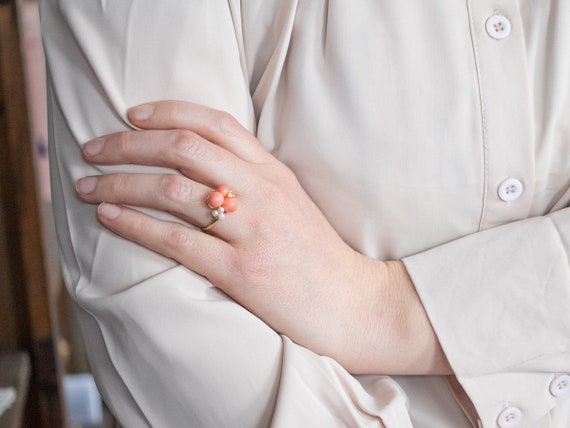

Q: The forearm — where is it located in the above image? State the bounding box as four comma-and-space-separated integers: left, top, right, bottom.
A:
72, 99, 452, 379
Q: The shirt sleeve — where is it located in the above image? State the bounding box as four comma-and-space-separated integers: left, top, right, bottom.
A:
39, 1, 412, 426
403, 206, 570, 427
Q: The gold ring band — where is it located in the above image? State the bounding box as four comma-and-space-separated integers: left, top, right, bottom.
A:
201, 218, 219, 232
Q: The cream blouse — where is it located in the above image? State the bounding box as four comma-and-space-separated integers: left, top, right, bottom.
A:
40, 1, 570, 427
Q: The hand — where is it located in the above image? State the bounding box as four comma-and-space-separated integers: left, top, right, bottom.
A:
76, 101, 450, 375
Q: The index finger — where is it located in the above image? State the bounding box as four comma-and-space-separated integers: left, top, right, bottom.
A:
128, 101, 270, 164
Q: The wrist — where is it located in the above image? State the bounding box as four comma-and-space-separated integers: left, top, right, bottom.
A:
383, 260, 452, 374
345, 257, 451, 375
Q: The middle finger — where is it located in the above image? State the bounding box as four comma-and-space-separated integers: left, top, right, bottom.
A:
83, 129, 252, 191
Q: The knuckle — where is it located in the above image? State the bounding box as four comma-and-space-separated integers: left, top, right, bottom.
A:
259, 178, 288, 204
129, 215, 148, 234
213, 110, 241, 135
172, 130, 202, 159
171, 100, 184, 121
109, 173, 130, 195
236, 251, 272, 284
164, 226, 193, 253
161, 174, 192, 203
115, 131, 133, 156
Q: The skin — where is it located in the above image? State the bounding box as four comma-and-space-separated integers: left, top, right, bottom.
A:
75, 100, 451, 375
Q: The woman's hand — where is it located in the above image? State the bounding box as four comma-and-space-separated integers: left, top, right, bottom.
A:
75, 101, 450, 375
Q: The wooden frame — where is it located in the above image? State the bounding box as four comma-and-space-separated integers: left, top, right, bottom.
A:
0, 0, 64, 426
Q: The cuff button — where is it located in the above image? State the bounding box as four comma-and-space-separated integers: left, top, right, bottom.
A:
497, 406, 522, 427
550, 374, 570, 397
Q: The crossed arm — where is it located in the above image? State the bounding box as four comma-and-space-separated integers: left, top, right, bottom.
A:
74, 100, 451, 376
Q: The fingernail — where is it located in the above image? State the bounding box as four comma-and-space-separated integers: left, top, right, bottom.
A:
83, 138, 104, 156
98, 203, 121, 220
129, 104, 154, 121
76, 176, 98, 194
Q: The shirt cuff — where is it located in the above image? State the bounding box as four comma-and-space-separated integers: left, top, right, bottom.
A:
403, 212, 570, 426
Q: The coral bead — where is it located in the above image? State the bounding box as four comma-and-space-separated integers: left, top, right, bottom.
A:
222, 197, 238, 213
207, 191, 224, 208
216, 184, 231, 197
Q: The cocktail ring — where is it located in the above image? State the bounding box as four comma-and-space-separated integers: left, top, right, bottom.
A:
201, 185, 238, 232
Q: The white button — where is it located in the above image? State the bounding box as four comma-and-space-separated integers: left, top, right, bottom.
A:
486, 15, 512, 40
497, 406, 522, 427
550, 374, 570, 397
498, 178, 523, 202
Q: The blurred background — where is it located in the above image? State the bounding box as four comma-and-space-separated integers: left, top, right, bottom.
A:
0, 0, 111, 426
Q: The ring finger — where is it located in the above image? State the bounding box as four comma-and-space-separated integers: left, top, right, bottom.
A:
76, 173, 244, 239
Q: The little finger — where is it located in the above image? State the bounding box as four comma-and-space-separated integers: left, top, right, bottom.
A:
96, 203, 235, 285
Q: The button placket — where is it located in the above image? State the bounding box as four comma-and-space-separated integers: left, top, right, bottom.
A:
469, 2, 534, 228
